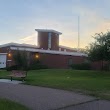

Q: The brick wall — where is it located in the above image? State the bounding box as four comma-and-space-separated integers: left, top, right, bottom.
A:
38, 32, 59, 50
34, 53, 86, 69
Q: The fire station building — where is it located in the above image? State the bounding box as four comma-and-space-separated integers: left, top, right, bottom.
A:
0, 29, 87, 69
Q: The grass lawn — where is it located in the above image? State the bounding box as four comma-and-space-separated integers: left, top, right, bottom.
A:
0, 98, 29, 110
0, 69, 110, 100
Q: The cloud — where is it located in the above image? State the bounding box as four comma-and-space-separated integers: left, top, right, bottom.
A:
19, 33, 37, 45
2, 2, 110, 49
71, 6, 110, 48
11, 8, 110, 49
1, 0, 110, 50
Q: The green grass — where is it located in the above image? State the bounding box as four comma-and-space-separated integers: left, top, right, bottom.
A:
0, 69, 110, 100
0, 70, 10, 77
0, 98, 29, 110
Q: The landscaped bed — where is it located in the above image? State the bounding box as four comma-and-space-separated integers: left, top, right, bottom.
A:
0, 98, 29, 110
0, 69, 110, 100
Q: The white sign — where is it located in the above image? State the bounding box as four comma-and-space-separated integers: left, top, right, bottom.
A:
0, 54, 7, 68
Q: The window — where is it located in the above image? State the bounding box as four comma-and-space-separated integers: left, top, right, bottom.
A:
48, 32, 51, 49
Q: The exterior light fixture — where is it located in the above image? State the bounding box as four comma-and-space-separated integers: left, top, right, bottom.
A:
35, 54, 39, 59
8, 53, 12, 57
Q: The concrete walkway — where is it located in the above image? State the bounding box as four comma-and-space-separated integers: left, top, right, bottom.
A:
0, 82, 110, 110
0, 79, 23, 84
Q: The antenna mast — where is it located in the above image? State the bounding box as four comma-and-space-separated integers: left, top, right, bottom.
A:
78, 16, 80, 50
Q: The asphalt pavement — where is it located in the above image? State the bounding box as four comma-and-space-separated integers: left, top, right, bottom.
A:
0, 82, 109, 110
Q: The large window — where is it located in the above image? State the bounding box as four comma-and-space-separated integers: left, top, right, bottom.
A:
48, 32, 51, 49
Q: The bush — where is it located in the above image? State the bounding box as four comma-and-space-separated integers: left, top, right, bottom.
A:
6, 65, 19, 71
0, 68, 6, 70
71, 63, 90, 70
29, 59, 48, 70
29, 64, 48, 70
103, 63, 110, 71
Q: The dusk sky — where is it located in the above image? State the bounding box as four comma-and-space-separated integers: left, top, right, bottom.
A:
0, 0, 110, 48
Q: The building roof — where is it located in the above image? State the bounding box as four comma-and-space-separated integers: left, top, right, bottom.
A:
59, 45, 78, 51
10, 46, 88, 57
35, 29, 62, 35
0, 42, 38, 48
59, 45, 86, 53
0, 43, 88, 57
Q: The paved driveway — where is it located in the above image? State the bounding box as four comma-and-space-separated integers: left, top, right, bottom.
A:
0, 82, 110, 110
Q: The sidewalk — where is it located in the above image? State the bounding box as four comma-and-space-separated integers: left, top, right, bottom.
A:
0, 82, 109, 110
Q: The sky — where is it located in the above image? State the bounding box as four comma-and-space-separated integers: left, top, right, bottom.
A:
0, 0, 110, 48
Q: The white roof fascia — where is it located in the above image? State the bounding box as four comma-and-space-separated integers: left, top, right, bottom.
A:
35, 29, 62, 35
59, 45, 78, 51
0, 43, 38, 48
10, 46, 88, 57
0, 53, 7, 55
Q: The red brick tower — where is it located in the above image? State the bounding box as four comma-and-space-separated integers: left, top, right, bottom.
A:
35, 29, 62, 50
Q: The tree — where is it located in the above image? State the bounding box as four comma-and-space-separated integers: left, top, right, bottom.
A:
13, 50, 28, 70
87, 31, 110, 70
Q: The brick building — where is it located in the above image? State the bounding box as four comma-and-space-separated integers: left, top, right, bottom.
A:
0, 29, 87, 69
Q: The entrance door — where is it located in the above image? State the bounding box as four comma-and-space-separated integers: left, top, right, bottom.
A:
68, 58, 73, 66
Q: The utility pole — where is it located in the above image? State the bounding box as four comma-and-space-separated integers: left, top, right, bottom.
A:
78, 16, 80, 50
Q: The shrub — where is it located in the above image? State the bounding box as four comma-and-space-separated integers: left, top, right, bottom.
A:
103, 63, 110, 71
6, 65, 19, 71
29, 59, 48, 70
71, 63, 91, 70
29, 64, 48, 70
